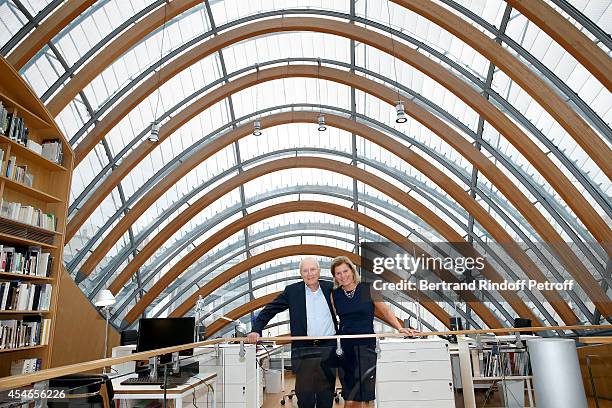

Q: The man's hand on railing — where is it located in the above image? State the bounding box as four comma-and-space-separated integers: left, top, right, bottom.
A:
246, 332, 260, 344
398, 328, 419, 337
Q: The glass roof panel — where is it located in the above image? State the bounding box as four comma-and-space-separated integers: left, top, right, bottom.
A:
0, 1, 27, 46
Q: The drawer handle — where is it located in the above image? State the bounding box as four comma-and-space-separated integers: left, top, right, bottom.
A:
410, 369, 418, 372
408, 351, 417, 353
412, 389, 420, 392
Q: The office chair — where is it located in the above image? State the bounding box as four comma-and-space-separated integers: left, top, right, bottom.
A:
47, 373, 114, 408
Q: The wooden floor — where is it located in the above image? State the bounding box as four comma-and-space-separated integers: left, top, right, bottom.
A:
262, 372, 612, 408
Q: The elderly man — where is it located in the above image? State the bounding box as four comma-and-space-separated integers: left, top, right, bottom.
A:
247, 257, 337, 408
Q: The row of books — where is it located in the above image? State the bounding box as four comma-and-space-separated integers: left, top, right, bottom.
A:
0, 318, 51, 349
0, 102, 29, 146
471, 348, 530, 377
10, 358, 42, 375
0, 100, 64, 165
0, 199, 57, 231
0, 282, 52, 311
0, 245, 53, 277
3, 152, 34, 187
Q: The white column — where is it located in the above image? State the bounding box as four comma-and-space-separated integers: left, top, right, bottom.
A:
527, 338, 587, 408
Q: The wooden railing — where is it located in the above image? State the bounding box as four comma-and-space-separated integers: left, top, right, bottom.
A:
0, 325, 610, 390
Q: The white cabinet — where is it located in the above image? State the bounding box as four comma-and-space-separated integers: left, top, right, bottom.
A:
196, 344, 260, 408
376, 339, 455, 408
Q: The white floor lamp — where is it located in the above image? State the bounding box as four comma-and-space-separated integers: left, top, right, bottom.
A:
94, 289, 116, 374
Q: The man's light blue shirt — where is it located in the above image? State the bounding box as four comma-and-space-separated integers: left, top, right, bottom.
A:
305, 284, 335, 336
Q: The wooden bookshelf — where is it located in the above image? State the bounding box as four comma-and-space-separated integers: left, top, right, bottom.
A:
0, 134, 67, 172
1, 176, 62, 203
0, 232, 56, 249
0, 272, 53, 282
0, 345, 46, 354
0, 311, 51, 317
0, 56, 73, 377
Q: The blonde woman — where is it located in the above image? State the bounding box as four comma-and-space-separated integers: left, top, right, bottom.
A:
330, 256, 416, 407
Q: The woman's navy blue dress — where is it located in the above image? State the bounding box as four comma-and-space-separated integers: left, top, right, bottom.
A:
333, 282, 377, 402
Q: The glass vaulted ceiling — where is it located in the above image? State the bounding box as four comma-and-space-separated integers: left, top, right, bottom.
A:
0, 0, 610, 333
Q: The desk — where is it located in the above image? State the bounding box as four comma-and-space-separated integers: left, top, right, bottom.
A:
112, 372, 217, 408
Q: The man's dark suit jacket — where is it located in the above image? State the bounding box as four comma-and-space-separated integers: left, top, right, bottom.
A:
251, 280, 338, 350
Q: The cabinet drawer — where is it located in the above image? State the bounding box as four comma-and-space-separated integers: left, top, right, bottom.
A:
377, 380, 454, 401
376, 399, 455, 408
381, 340, 447, 351
222, 403, 250, 408
378, 346, 449, 363
377, 360, 453, 382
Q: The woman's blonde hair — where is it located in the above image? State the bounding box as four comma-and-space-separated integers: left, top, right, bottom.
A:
330, 256, 361, 288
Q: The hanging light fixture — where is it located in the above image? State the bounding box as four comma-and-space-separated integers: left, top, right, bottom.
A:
148, 2, 168, 144
395, 101, 407, 123
253, 119, 262, 136
148, 121, 160, 142
252, 64, 263, 136
386, 0, 407, 125
317, 114, 326, 131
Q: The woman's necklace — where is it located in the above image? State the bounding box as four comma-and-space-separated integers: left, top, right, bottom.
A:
343, 284, 357, 299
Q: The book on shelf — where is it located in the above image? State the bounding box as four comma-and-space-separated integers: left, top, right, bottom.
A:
41, 139, 62, 165
26, 139, 42, 155
0, 317, 51, 349
10, 357, 41, 375
0, 245, 53, 277
4, 155, 35, 187
13, 165, 33, 187
0, 101, 9, 136
0, 199, 57, 231
5, 155, 15, 179
0, 282, 52, 311
4, 110, 29, 147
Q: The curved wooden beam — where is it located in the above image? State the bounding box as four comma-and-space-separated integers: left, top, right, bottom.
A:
165, 246, 451, 332
45, 8, 610, 185
144, 239, 477, 327
505, 0, 612, 90
7, 0, 97, 70
75, 111, 601, 321
205, 288, 406, 338
62, 19, 612, 253
110, 156, 540, 326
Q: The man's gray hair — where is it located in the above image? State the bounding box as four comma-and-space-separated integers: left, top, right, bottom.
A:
299, 257, 320, 271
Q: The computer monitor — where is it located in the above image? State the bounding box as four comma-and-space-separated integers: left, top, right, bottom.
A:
136, 317, 195, 361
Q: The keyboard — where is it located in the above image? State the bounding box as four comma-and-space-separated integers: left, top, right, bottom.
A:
120, 376, 187, 386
